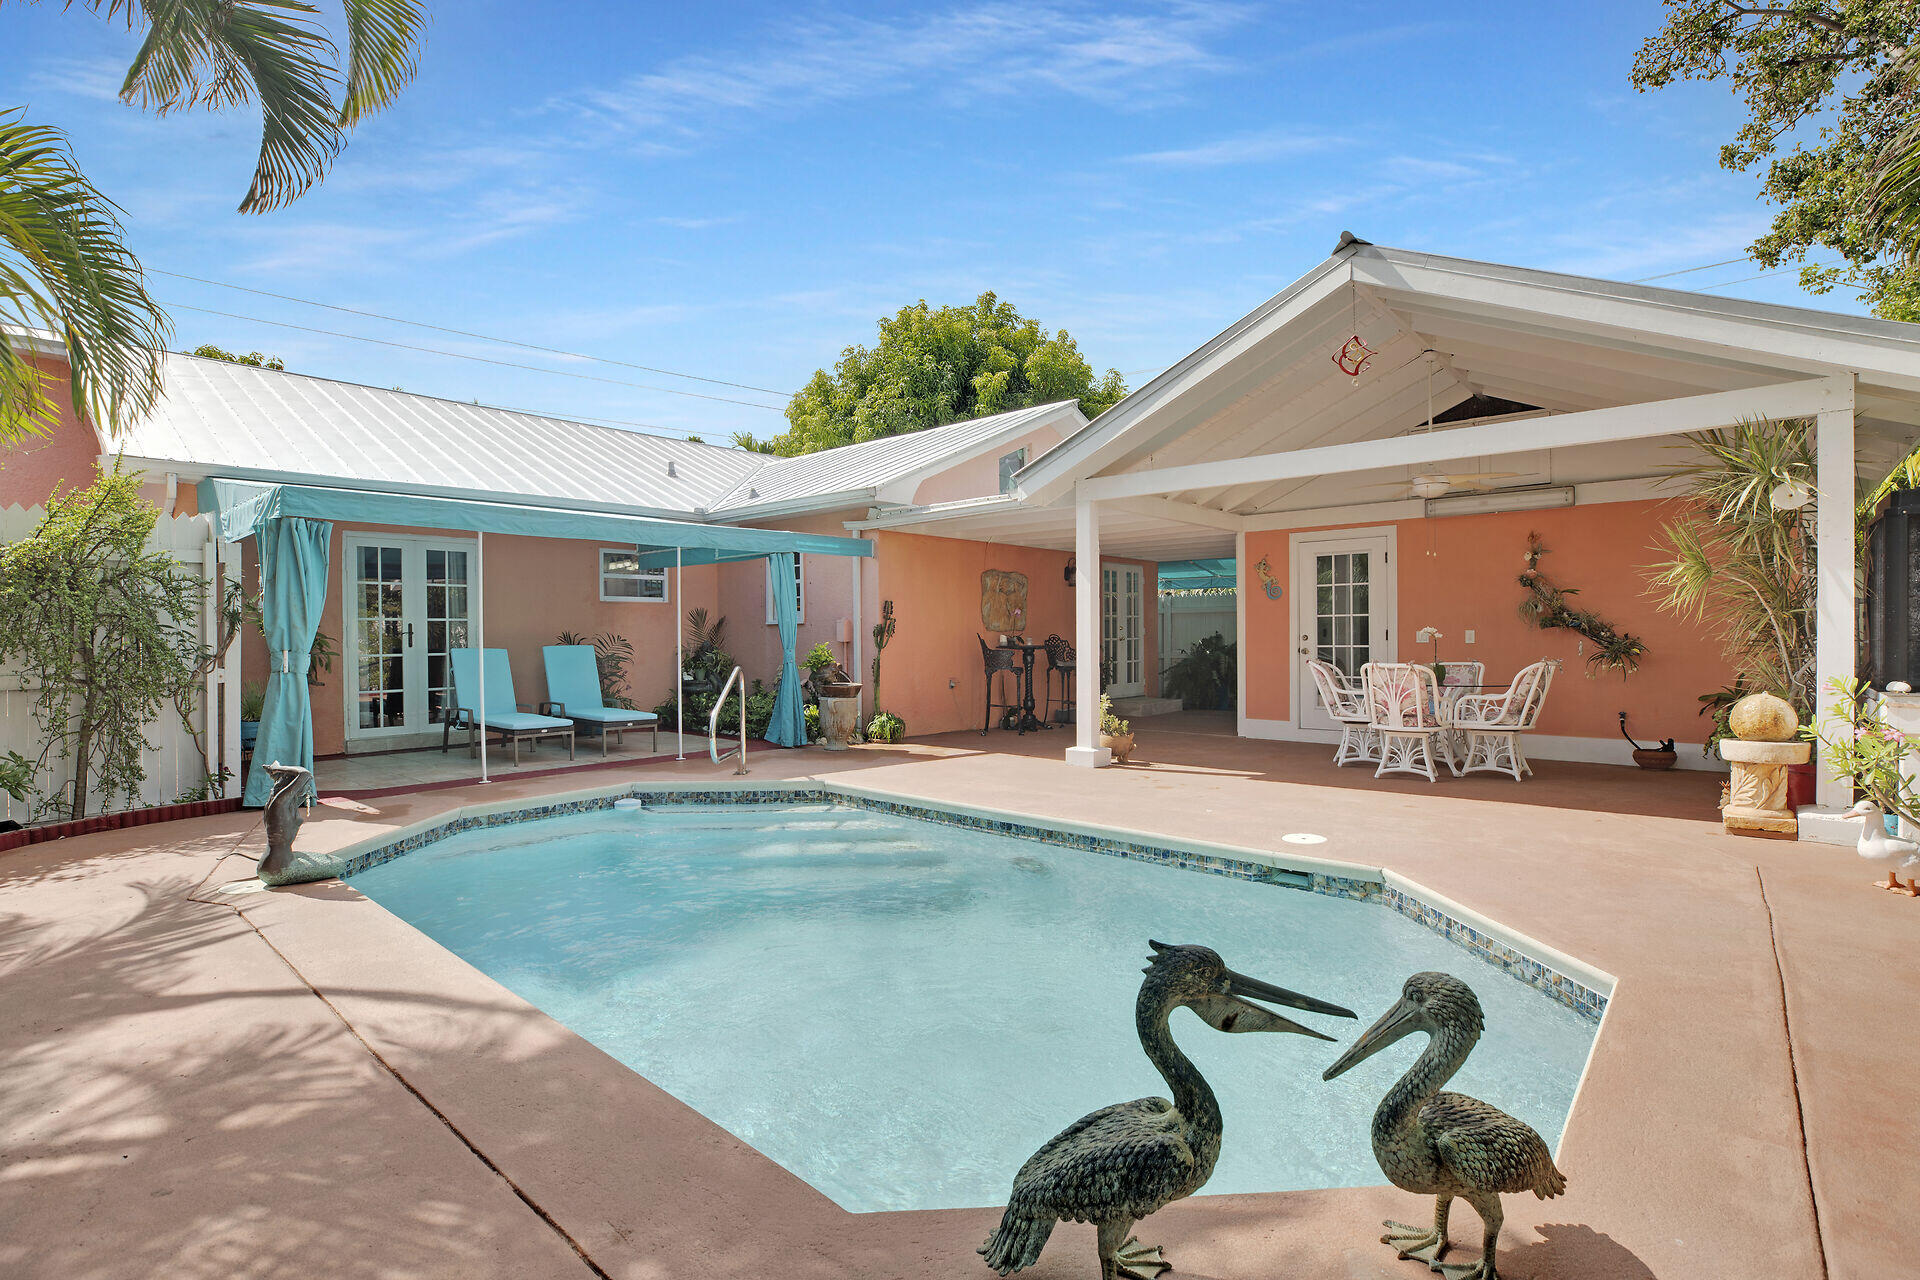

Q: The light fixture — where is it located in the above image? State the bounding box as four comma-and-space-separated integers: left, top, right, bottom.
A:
1769, 478, 1812, 510
1064, 556, 1076, 585
1424, 485, 1574, 518
1409, 475, 1452, 499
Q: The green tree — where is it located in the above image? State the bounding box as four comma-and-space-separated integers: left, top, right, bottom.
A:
2, 2, 429, 444
191, 343, 285, 370
1633, 2, 1920, 320
749, 292, 1127, 456
0, 464, 209, 819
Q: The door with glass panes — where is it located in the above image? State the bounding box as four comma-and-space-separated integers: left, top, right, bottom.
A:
342, 535, 476, 745
1293, 533, 1393, 732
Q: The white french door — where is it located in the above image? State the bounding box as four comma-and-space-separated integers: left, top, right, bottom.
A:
342, 534, 476, 746
1292, 532, 1394, 733
1102, 562, 1146, 698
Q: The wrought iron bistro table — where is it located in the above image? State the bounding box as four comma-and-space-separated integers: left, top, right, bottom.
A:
997, 641, 1052, 734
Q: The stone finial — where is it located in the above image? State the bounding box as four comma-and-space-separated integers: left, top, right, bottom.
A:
1729, 692, 1799, 742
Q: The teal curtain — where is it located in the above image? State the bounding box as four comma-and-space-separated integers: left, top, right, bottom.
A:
765, 552, 807, 747
242, 517, 333, 806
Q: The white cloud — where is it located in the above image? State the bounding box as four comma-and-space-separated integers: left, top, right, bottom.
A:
1125, 128, 1330, 167
564, 2, 1253, 144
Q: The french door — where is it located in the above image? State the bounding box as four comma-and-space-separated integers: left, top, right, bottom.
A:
1292, 532, 1394, 733
343, 534, 476, 746
1102, 562, 1146, 698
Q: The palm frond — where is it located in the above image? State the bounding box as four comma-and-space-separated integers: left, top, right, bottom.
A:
339, 0, 428, 125
0, 110, 169, 442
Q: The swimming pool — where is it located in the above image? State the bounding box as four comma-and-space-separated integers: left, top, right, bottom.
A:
349, 799, 1599, 1213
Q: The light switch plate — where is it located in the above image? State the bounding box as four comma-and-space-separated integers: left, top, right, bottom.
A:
1464, 630, 1476, 644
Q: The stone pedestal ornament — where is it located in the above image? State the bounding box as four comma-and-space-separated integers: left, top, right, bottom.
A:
1717, 692, 1810, 837
255, 762, 344, 886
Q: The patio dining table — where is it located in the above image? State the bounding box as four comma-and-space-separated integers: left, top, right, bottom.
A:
996, 641, 1052, 735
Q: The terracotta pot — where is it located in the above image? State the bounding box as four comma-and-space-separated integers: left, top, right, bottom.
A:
1632, 748, 1677, 771
819, 681, 863, 699
1100, 731, 1136, 764
1786, 760, 1817, 810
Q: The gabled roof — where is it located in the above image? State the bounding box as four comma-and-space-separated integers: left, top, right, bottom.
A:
1017, 236, 1920, 508
101, 352, 1083, 521
706, 400, 1083, 518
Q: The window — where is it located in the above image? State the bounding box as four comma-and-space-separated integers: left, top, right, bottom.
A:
765, 554, 805, 624
998, 446, 1028, 495
600, 548, 668, 603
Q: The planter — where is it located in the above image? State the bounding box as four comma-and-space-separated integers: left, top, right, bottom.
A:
241, 719, 260, 751
817, 696, 862, 751
1786, 760, 1817, 810
1632, 748, 1677, 771
818, 681, 863, 700
1100, 731, 1137, 764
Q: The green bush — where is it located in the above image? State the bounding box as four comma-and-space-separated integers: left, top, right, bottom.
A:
867, 711, 906, 743
1161, 631, 1236, 711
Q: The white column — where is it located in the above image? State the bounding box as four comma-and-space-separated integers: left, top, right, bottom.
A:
1814, 375, 1857, 811
849, 545, 865, 723
1234, 529, 1248, 738
476, 531, 489, 784
675, 546, 685, 759
1066, 492, 1110, 767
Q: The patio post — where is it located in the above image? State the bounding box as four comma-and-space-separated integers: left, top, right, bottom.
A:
476, 530, 488, 784
1814, 375, 1857, 811
675, 545, 685, 759
849, 546, 864, 724
1066, 492, 1111, 767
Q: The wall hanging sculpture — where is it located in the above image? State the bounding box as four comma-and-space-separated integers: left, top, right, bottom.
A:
1252, 554, 1282, 600
1323, 972, 1566, 1280
981, 569, 1030, 634
1517, 532, 1646, 674
980, 941, 1353, 1279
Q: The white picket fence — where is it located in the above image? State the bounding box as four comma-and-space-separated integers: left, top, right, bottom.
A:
0, 505, 242, 825
1158, 592, 1236, 672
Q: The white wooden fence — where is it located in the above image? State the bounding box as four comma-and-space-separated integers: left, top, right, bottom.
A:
0, 505, 242, 824
1158, 591, 1236, 674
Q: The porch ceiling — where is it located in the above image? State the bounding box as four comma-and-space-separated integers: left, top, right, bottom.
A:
851, 498, 1235, 560
1031, 243, 1920, 521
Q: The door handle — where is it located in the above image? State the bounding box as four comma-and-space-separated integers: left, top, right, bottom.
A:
406, 623, 415, 648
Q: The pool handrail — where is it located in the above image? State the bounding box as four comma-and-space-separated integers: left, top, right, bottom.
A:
709, 665, 749, 774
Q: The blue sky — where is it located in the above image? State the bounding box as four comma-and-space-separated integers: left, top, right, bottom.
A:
6, 1, 1867, 444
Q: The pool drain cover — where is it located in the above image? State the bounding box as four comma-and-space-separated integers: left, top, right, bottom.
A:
1280, 832, 1327, 845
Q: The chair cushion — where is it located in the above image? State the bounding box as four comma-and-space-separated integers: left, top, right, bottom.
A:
565, 705, 659, 725
484, 711, 571, 732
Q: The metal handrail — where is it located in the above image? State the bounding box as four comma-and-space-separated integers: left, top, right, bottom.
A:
709, 665, 748, 774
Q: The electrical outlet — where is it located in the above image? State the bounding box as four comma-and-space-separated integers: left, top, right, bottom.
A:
949, 677, 958, 689
1464, 629, 1475, 644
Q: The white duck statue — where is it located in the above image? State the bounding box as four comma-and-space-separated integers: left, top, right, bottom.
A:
1841, 799, 1920, 895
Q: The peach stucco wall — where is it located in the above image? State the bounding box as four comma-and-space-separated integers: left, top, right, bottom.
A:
241, 525, 719, 757
721, 511, 865, 694
910, 425, 1062, 506
1242, 498, 1732, 745
871, 530, 1157, 738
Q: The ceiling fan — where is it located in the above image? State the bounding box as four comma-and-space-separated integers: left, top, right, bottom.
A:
1362, 348, 1522, 499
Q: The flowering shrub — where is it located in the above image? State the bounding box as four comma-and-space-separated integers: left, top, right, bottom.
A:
1802, 677, 1920, 823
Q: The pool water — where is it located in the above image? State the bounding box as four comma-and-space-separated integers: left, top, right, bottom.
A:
350, 802, 1598, 1213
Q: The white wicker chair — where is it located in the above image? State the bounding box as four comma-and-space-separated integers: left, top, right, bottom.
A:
1363, 662, 1446, 782
1449, 658, 1560, 780
1308, 658, 1376, 765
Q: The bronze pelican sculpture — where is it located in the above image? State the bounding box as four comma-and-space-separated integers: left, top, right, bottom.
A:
1323, 972, 1566, 1280
980, 940, 1354, 1280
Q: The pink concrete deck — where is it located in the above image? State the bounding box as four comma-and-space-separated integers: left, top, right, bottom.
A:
3, 723, 1916, 1280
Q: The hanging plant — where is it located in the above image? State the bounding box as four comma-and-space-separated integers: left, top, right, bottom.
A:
1518, 533, 1647, 675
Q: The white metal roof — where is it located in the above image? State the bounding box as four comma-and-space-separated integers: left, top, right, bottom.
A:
105, 352, 1080, 520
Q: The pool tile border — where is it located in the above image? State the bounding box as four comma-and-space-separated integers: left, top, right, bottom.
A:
337, 782, 1610, 1022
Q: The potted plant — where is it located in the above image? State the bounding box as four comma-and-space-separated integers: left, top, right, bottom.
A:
1803, 677, 1920, 830
239, 681, 266, 752
866, 711, 906, 744
1161, 632, 1236, 711
1099, 694, 1135, 763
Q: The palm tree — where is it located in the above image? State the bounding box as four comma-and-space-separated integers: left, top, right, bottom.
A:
1867, 47, 1920, 258
2, 1, 429, 444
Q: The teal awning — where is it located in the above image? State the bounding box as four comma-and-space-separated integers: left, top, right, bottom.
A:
1156, 557, 1236, 588
199, 479, 873, 561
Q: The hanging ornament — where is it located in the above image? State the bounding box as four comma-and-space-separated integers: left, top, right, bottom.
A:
1332, 284, 1375, 382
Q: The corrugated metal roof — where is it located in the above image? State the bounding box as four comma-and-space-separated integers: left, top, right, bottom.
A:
115, 354, 766, 515
111, 355, 1087, 520
708, 401, 1081, 514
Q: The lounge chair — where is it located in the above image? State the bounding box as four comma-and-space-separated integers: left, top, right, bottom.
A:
443, 648, 574, 765
540, 645, 659, 756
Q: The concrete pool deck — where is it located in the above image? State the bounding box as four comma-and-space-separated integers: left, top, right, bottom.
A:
4, 719, 1916, 1279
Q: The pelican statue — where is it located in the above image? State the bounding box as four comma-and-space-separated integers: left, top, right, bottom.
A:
1323, 972, 1565, 1280
1841, 799, 1920, 895
980, 940, 1354, 1280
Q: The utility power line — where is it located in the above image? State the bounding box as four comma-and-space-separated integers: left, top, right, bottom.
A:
1631, 256, 1750, 283
163, 301, 789, 412
153, 266, 791, 398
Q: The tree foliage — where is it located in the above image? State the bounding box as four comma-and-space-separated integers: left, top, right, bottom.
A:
0, 465, 209, 819
750, 293, 1127, 456
1633, 2, 1920, 320
191, 343, 286, 370
2, 2, 428, 445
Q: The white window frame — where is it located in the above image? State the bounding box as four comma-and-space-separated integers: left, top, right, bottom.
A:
599, 547, 669, 604
765, 554, 806, 624
999, 446, 1028, 495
